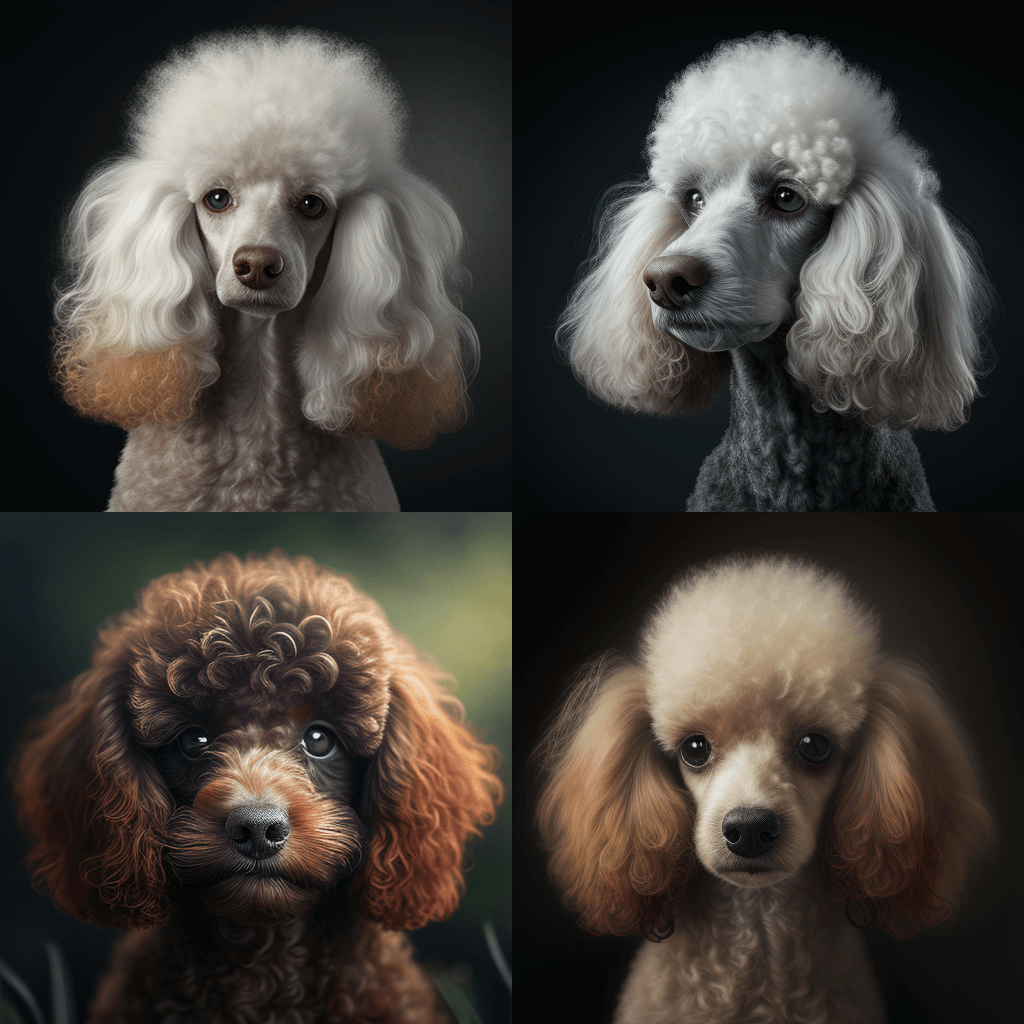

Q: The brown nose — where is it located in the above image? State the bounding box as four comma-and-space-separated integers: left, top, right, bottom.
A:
233, 246, 284, 290
643, 254, 709, 309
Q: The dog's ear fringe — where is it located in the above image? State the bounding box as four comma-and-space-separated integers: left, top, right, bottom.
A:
825, 659, 992, 937
557, 186, 726, 418
535, 656, 695, 938
11, 667, 174, 928
353, 655, 502, 930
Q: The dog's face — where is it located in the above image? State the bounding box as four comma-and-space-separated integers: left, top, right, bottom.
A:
193, 177, 337, 317
644, 157, 832, 352
672, 706, 852, 889
127, 593, 391, 926
642, 560, 877, 891
143, 696, 368, 924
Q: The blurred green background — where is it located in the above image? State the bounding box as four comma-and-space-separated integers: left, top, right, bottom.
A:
1, 512, 511, 1024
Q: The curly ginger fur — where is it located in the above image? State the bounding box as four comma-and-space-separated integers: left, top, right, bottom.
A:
13, 552, 502, 1024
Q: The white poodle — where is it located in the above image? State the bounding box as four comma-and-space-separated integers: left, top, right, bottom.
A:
559, 33, 991, 511
536, 556, 992, 1023
54, 28, 478, 511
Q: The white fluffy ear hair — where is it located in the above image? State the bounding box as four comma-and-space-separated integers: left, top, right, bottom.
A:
53, 157, 220, 429
557, 186, 725, 417
788, 163, 990, 431
297, 167, 478, 450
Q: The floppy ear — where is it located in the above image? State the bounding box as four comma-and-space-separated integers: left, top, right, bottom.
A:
788, 167, 989, 430
535, 655, 695, 939
354, 655, 501, 930
12, 664, 174, 927
297, 167, 478, 450
53, 157, 219, 428
558, 187, 725, 417
826, 658, 992, 936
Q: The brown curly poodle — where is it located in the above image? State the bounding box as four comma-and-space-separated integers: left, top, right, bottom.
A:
12, 552, 502, 1023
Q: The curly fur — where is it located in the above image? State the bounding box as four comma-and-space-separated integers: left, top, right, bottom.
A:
54, 28, 478, 510
12, 552, 502, 1023
536, 556, 991, 1023
559, 33, 992, 511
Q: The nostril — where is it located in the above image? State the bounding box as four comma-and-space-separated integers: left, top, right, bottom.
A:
265, 821, 288, 842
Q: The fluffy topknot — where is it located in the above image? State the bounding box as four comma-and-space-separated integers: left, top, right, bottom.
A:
129, 28, 404, 194
647, 32, 926, 206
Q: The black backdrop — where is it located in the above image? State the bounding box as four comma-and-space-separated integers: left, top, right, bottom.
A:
517, 8, 1022, 510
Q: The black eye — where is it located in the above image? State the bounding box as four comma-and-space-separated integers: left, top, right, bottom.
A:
203, 189, 232, 212
797, 733, 833, 765
682, 188, 706, 214
177, 726, 211, 760
769, 185, 805, 213
298, 195, 326, 219
680, 734, 711, 768
302, 724, 338, 759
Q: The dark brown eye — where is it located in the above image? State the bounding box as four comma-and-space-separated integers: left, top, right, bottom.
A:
178, 726, 211, 760
769, 185, 805, 213
298, 195, 326, 218
680, 734, 711, 768
797, 733, 833, 765
302, 724, 337, 758
682, 188, 706, 213
203, 189, 232, 212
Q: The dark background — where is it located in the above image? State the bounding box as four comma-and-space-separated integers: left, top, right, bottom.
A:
1, 513, 511, 1024
8, 1, 510, 511
518, 8, 1023, 510
514, 513, 1022, 1022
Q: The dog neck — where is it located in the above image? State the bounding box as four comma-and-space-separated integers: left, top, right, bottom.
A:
686, 330, 935, 510
649, 862, 885, 1022
200, 307, 307, 429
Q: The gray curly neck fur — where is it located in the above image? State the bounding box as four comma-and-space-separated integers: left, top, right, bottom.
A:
686, 330, 936, 512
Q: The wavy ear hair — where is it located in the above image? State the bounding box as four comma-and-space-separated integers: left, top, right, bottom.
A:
826, 658, 992, 936
557, 186, 726, 417
297, 167, 479, 450
354, 650, 502, 930
788, 166, 991, 430
534, 654, 695, 939
53, 157, 220, 429
12, 655, 174, 928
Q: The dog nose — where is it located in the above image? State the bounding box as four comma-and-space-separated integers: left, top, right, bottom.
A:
233, 246, 284, 290
642, 254, 709, 309
226, 804, 290, 859
722, 807, 781, 857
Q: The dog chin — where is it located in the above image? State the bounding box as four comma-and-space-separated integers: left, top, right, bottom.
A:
708, 861, 794, 888
659, 317, 781, 351
217, 292, 299, 318
198, 874, 324, 923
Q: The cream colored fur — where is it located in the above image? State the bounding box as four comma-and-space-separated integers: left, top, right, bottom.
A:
536, 555, 992, 1024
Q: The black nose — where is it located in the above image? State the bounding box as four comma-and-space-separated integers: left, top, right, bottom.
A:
722, 807, 781, 857
226, 804, 290, 859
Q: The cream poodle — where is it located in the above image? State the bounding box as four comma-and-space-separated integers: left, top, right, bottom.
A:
536, 556, 992, 1023
559, 33, 991, 510
54, 28, 478, 511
